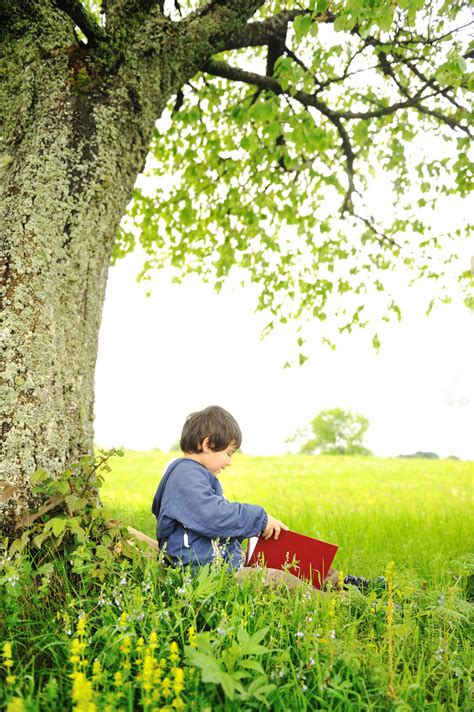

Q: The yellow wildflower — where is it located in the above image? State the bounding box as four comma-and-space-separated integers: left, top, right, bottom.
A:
76, 616, 87, 637
136, 637, 145, 654
6, 674, 16, 685
149, 630, 158, 647
162, 676, 172, 697
172, 697, 185, 710
142, 652, 155, 692
173, 667, 184, 695
120, 635, 132, 656
187, 626, 197, 648
169, 641, 179, 664
3, 642, 13, 663
71, 671, 96, 712
6, 698, 25, 712
119, 611, 128, 629
92, 659, 102, 684
70, 638, 82, 665
114, 670, 123, 688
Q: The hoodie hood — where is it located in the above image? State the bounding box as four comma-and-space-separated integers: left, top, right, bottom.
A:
151, 458, 182, 537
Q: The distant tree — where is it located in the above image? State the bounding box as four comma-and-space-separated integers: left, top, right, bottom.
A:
291, 408, 372, 455
398, 451, 440, 459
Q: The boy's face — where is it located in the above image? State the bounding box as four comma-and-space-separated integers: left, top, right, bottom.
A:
199, 439, 238, 475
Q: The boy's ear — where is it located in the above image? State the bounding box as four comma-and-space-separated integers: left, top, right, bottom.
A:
201, 437, 211, 453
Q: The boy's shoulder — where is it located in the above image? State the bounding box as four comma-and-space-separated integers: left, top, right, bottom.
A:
166, 457, 212, 479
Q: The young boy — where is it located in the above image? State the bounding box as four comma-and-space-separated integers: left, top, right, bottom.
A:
152, 405, 377, 591
151, 405, 287, 570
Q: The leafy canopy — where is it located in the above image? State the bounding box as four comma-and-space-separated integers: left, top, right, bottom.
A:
290, 407, 372, 455
114, 0, 473, 347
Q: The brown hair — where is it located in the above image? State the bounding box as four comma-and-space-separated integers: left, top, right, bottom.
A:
180, 405, 242, 453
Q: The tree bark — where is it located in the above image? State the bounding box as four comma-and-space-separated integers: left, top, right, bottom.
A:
0, 0, 263, 532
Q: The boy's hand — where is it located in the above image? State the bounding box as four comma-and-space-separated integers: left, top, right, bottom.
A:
262, 515, 289, 541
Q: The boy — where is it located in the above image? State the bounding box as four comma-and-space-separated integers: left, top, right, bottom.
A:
152, 405, 376, 591
151, 405, 287, 570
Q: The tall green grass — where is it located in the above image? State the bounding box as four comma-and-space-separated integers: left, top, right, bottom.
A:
1, 452, 472, 710
103, 452, 473, 580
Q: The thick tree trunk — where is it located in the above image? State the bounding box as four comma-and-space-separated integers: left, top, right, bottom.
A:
0, 0, 264, 533
0, 5, 170, 530
0, 0, 264, 534
0, 13, 151, 530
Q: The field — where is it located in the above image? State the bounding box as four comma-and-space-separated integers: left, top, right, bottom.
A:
1, 452, 473, 710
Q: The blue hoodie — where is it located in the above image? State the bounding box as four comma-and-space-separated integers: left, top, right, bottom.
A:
151, 458, 268, 569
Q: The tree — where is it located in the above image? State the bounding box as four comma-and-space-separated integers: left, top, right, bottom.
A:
291, 407, 372, 455
1, 0, 472, 532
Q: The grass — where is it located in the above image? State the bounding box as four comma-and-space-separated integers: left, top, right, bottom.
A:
1, 451, 473, 711
103, 451, 473, 579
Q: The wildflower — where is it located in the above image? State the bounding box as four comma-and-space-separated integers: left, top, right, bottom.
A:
172, 697, 185, 709
120, 575, 127, 586
6, 698, 25, 712
142, 652, 155, 692
301, 683, 308, 692
169, 641, 180, 663
118, 611, 128, 630
296, 631, 304, 639
114, 670, 124, 689
71, 671, 96, 712
136, 637, 145, 654
120, 635, 132, 656
187, 626, 197, 648
92, 660, 102, 684
307, 658, 316, 668
3, 642, 13, 669
216, 627, 226, 636
162, 675, 172, 697
149, 630, 158, 648
173, 667, 185, 695
77, 616, 87, 637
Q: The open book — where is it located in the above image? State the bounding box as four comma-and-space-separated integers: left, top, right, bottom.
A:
246, 529, 338, 589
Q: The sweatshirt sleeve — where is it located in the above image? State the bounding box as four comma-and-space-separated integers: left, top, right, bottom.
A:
166, 461, 267, 540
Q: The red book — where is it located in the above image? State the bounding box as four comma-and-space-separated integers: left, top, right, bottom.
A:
246, 529, 338, 589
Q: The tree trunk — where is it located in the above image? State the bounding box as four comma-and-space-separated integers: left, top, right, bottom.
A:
0, 0, 264, 533
0, 19, 145, 530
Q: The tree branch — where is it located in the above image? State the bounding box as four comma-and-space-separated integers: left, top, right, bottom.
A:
203, 57, 438, 121
377, 49, 472, 136
103, 0, 165, 33
222, 9, 335, 51
54, 0, 105, 43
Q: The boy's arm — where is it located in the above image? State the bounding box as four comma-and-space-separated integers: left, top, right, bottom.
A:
168, 464, 267, 540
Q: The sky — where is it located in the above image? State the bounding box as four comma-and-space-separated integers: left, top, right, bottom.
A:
94, 246, 474, 461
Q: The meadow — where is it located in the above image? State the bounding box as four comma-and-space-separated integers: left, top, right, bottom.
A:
1, 451, 473, 710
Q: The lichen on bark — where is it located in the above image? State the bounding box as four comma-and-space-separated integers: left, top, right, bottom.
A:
1, 0, 264, 533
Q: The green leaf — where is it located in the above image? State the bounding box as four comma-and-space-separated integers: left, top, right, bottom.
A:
180, 206, 194, 226
51, 518, 67, 537
294, 14, 312, 43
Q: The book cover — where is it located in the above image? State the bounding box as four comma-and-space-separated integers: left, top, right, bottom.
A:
246, 529, 338, 589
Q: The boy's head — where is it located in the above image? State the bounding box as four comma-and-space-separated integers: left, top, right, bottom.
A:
180, 405, 242, 454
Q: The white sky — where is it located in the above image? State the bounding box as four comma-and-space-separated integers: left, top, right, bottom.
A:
94, 246, 474, 460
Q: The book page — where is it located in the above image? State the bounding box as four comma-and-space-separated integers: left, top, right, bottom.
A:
246, 536, 259, 564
